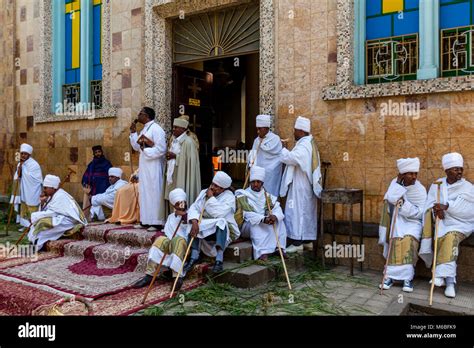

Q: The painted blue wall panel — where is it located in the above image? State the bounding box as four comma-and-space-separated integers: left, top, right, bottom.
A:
440, 2, 470, 29
366, 15, 392, 39
65, 14, 72, 69
93, 5, 101, 65
366, 0, 382, 17
405, 0, 419, 10
93, 65, 102, 80
394, 10, 419, 35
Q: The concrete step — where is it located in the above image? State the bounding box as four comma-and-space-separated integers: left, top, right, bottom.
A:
214, 262, 275, 288
224, 241, 253, 263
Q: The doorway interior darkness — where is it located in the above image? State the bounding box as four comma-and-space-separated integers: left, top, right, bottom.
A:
172, 53, 260, 187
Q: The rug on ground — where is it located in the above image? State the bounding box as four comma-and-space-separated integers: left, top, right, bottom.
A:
0, 223, 208, 315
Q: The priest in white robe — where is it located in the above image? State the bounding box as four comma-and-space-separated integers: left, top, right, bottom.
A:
183, 171, 240, 275
129, 107, 167, 231
247, 115, 283, 196
280, 116, 322, 253
89, 167, 128, 221
133, 188, 189, 291
235, 166, 286, 260
378, 158, 427, 293
420, 152, 474, 298
10, 143, 43, 229
28, 175, 87, 251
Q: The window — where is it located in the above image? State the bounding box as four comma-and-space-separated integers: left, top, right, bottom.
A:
365, 0, 419, 83
440, 0, 474, 77
53, 0, 102, 113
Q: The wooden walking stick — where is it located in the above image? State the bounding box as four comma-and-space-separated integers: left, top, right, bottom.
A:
380, 198, 403, 295
169, 199, 208, 298
4, 176, 20, 236
264, 191, 292, 290
429, 181, 443, 306
142, 218, 184, 304
243, 137, 264, 189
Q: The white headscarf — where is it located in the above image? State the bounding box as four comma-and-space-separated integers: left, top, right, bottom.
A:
442, 152, 463, 170
250, 165, 265, 182
256, 114, 271, 128
20, 143, 33, 154
43, 174, 60, 189
212, 171, 232, 189
108, 167, 123, 178
169, 188, 187, 206
397, 157, 420, 174
294, 116, 311, 132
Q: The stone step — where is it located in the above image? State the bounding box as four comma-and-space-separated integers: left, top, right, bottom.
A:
214, 262, 276, 288
224, 241, 253, 263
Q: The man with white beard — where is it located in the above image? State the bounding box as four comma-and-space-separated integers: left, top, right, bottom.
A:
420, 152, 474, 298
280, 116, 322, 253
378, 157, 427, 293
247, 115, 283, 196
10, 143, 43, 230
235, 166, 286, 260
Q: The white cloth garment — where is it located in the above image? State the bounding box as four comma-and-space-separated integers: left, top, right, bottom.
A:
235, 187, 286, 259
420, 178, 474, 282
378, 179, 427, 281
130, 120, 167, 225
28, 189, 87, 250
187, 189, 240, 257
166, 132, 186, 185
11, 158, 43, 227
148, 212, 188, 274
280, 135, 321, 241
90, 179, 128, 220
247, 131, 283, 197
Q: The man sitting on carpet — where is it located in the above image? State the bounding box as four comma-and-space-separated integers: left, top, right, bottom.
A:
28, 175, 88, 251
133, 188, 189, 291
89, 167, 127, 222
182, 171, 240, 275
106, 169, 140, 225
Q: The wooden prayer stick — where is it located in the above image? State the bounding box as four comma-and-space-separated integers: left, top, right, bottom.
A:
380, 199, 403, 295
429, 181, 443, 306
170, 200, 207, 298
243, 137, 264, 189
4, 176, 20, 236
265, 191, 292, 290
142, 218, 183, 304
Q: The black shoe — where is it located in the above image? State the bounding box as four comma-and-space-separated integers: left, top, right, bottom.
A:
173, 277, 184, 292
211, 261, 224, 274
159, 269, 173, 281
132, 275, 153, 289
183, 258, 199, 274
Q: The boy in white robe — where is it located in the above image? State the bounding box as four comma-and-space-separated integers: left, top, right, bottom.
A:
129, 107, 167, 231
378, 158, 427, 293
90, 167, 128, 221
10, 143, 43, 229
420, 152, 474, 298
183, 171, 240, 275
28, 175, 87, 250
247, 115, 283, 197
133, 188, 189, 291
235, 166, 286, 260
280, 116, 322, 253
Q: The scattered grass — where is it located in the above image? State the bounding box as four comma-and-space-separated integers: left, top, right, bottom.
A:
139, 255, 375, 317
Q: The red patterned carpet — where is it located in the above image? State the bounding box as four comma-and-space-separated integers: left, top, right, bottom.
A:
0, 223, 208, 316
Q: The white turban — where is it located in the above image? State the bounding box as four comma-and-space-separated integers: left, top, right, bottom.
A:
442, 152, 464, 170
212, 171, 232, 189
294, 116, 311, 132
108, 167, 123, 178
43, 174, 60, 189
169, 188, 187, 206
396, 157, 420, 174
250, 165, 265, 182
256, 114, 271, 128
20, 143, 33, 154
173, 117, 189, 129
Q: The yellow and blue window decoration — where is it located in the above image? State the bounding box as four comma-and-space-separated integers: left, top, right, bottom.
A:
440, 0, 474, 76
65, 0, 81, 85
92, 0, 102, 81
365, 0, 419, 83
